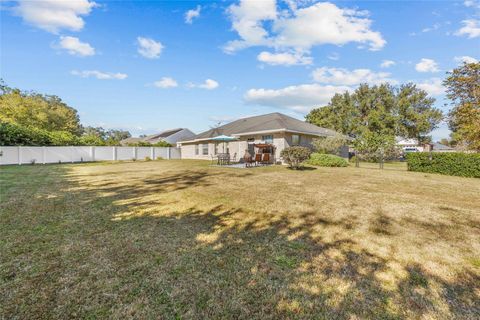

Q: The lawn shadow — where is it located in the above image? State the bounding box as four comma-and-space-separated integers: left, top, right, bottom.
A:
1, 163, 479, 319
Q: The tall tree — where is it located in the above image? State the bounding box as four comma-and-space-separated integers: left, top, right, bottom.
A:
306, 83, 442, 142
105, 129, 131, 145
0, 81, 81, 135
444, 62, 480, 151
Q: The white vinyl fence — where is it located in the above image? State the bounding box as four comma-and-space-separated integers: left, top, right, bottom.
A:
0, 146, 181, 165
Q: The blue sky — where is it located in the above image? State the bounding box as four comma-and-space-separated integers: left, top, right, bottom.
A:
1, 0, 479, 140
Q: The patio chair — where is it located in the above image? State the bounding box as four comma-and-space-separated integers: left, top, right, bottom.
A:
254, 153, 262, 166
230, 153, 237, 163
261, 153, 270, 165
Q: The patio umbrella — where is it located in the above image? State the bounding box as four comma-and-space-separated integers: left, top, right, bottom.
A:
211, 135, 238, 153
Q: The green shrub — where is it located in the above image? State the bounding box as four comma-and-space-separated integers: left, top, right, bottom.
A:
305, 153, 349, 167
406, 152, 480, 178
144, 156, 152, 161
48, 131, 79, 146
78, 134, 106, 146
156, 156, 164, 160
0, 121, 51, 146
280, 146, 312, 169
312, 134, 348, 155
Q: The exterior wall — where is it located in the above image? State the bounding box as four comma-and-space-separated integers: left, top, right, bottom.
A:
179, 132, 349, 161
283, 132, 315, 148
180, 132, 288, 162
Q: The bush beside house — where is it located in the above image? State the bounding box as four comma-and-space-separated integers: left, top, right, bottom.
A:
406, 152, 480, 178
281, 146, 311, 169
306, 153, 349, 167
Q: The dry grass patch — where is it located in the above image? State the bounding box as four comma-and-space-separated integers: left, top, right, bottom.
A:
1, 160, 479, 319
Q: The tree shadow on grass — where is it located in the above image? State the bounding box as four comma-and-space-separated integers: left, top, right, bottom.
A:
1, 164, 479, 319
102, 208, 479, 319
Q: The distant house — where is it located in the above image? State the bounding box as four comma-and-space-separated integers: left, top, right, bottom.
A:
121, 128, 195, 146
396, 137, 424, 152
178, 112, 347, 161
396, 137, 456, 153
430, 142, 455, 153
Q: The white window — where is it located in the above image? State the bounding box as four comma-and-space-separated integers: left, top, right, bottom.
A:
262, 135, 273, 144
292, 134, 300, 146
202, 144, 209, 155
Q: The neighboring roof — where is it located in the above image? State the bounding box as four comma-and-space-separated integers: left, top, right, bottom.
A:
143, 128, 183, 141
184, 113, 338, 142
432, 142, 454, 150
121, 128, 195, 145
396, 137, 419, 145
121, 137, 143, 144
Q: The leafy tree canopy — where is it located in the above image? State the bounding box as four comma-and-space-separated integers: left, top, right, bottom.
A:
0, 80, 81, 135
305, 83, 443, 143
444, 62, 480, 151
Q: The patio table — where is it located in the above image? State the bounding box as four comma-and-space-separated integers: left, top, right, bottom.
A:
217, 153, 230, 165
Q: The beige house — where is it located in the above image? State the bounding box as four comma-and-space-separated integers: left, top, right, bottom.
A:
178, 113, 346, 161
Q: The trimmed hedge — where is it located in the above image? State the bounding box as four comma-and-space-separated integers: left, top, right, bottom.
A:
305, 153, 348, 167
406, 152, 480, 178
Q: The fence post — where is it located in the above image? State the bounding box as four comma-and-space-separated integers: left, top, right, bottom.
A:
113, 146, 117, 161
90, 146, 95, 162
151, 147, 155, 160
18, 146, 22, 165
167, 147, 171, 160
71, 146, 74, 163
42, 146, 46, 164
132, 147, 137, 160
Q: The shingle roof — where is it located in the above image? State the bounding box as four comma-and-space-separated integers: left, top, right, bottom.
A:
144, 128, 183, 141
120, 128, 191, 145
190, 113, 338, 140
432, 142, 454, 150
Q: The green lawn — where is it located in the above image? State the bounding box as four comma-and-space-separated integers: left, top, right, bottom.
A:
1, 160, 479, 319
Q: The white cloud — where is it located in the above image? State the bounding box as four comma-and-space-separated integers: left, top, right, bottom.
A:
312, 67, 396, 85
421, 23, 440, 33
455, 19, 480, 38
415, 58, 440, 73
58, 36, 95, 56
257, 51, 312, 66
244, 84, 351, 113
454, 55, 478, 64
14, 0, 97, 33
153, 77, 178, 88
464, 0, 480, 9
188, 79, 219, 90
137, 37, 164, 59
327, 52, 340, 61
417, 78, 444, 96
185, 5, 201, 24
274, 3, 385, 51
224, 0, 277, 52
380, 60, 396, 68
71, 70, 127, 80
224, 1, 385, 54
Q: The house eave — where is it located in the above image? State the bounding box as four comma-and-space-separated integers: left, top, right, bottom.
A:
178, 128, 334, 144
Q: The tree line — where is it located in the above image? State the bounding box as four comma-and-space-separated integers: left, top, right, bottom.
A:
305, 62, 480, 153
0, 81, 138, 146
